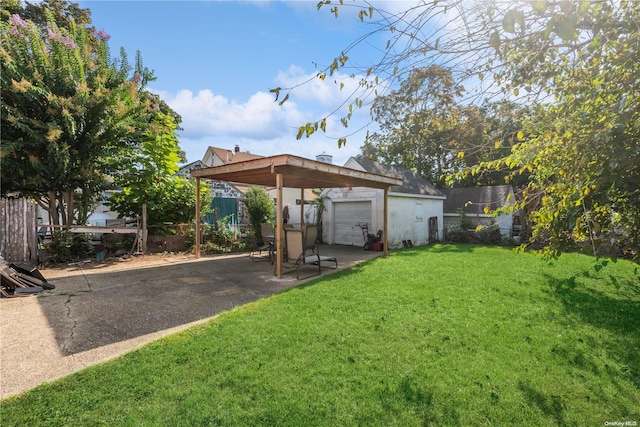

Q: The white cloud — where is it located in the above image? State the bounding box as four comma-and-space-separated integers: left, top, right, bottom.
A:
273, 65, 372, 111
159, 89, 306, 140
154, 65, 377, 165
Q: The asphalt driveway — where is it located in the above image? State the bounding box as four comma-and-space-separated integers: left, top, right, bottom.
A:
0, 246, 381, 399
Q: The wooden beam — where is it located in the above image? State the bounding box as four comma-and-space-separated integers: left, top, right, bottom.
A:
190, 154, 403, 190
38, 225, 140, 234
54, 226, 139, 234
277, 164, 399, 189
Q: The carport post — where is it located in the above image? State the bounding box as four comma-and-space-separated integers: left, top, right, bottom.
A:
300, 188, 304, 225
195, 177, 201, 258
275, 173, 283, 278
383, 186, 389, 257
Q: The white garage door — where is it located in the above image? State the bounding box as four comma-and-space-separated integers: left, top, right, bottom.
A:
334, 201, 372, 246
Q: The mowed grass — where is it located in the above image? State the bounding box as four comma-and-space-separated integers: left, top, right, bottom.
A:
2, 244, 639, 426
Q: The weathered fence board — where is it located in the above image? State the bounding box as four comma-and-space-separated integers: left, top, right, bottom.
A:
0, 198, 37, 263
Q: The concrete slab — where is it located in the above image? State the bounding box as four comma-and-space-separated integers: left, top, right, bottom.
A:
0, 245, 381, 399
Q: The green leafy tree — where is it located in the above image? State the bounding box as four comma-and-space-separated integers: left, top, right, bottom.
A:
363, 65, 480, 187
1, 0, 92, 29
467, 1, 639, 259
311, 193, 330, 243
278, 0, 639, 259
107, 112, 208, 229
1, 7, 144, 225
447, 100, 533, 189
242, 186, 274, 241
1, 1, 188, 236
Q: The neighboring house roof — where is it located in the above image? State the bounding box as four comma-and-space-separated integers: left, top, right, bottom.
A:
441, 185, 514, 215
175, 160, 208, 178
177, 160, 245, 196
348, 157, 445, 197
203, 145, 263, 166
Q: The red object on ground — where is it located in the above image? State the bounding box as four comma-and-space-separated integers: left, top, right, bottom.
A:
371, 241, 383, 252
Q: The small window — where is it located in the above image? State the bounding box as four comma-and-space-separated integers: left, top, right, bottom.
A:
415, 201, 424, 222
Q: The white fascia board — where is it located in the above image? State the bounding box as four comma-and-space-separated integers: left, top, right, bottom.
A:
389, 192, 446, 200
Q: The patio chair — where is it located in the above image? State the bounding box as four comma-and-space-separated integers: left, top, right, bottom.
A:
283, 228, 319, 279
249, 223, 273, 262
270, 224, 294, 271
301, 223, 316, 256
283, 226, 337, 279
302, 225, 337, 271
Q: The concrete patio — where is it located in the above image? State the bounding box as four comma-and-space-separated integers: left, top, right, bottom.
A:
0, 245, 382, 399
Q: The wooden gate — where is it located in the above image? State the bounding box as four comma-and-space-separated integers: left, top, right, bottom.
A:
429, 216, 439, 244
0, 198, 37, 263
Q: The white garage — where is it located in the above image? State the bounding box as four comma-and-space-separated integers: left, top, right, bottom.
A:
322, 157, 445, 249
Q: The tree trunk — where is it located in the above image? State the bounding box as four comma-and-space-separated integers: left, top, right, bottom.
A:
48, 190, 59, 226
58, 192, 67, 226
76, 188, 90, 225
65, 188, 74, 227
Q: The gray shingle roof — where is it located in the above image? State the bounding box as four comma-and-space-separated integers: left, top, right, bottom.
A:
441, 185, 513, 215
350, 157, 445, 197
175, 160, 208, 178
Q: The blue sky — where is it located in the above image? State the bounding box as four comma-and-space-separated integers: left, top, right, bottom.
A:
78, 1, 412, 166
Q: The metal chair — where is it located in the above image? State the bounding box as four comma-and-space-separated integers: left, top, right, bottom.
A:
249, 223, 273, 262
283, 225, 337, 279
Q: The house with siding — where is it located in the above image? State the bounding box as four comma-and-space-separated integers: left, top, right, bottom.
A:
202, 145, 263, 168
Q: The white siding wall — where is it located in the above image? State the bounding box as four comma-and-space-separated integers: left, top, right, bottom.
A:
322, 187, 444, 248
388, 194, 443, 247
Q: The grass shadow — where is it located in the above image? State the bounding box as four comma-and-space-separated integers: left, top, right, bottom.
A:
378, 376, 440, 426
518, 381, 568, 426
543, 271, 640, 393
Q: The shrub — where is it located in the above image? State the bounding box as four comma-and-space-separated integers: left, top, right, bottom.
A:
242, 186, 274, 240
444, 224, 477, 243
209, 215, 236, 246
445, 223, 505, 245
48, 230, 93, 263
476, 225, 503, 244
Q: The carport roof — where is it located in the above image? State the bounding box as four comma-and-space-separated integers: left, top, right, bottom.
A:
190, 154, 403, 189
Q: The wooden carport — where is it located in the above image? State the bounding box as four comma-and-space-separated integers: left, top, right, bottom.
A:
191, 154, 403, 278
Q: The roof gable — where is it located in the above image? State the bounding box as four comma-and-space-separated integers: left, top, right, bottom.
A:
204, 146, 263, 166
348, 157, 445, 197
441, 185, 514, 215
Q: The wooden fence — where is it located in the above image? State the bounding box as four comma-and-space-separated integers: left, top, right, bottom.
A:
0, 198, 37, 264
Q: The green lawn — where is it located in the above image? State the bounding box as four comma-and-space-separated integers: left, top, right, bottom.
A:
2, 244, 639, 426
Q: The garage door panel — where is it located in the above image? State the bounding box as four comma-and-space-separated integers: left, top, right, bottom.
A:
334, 201, 371, 246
